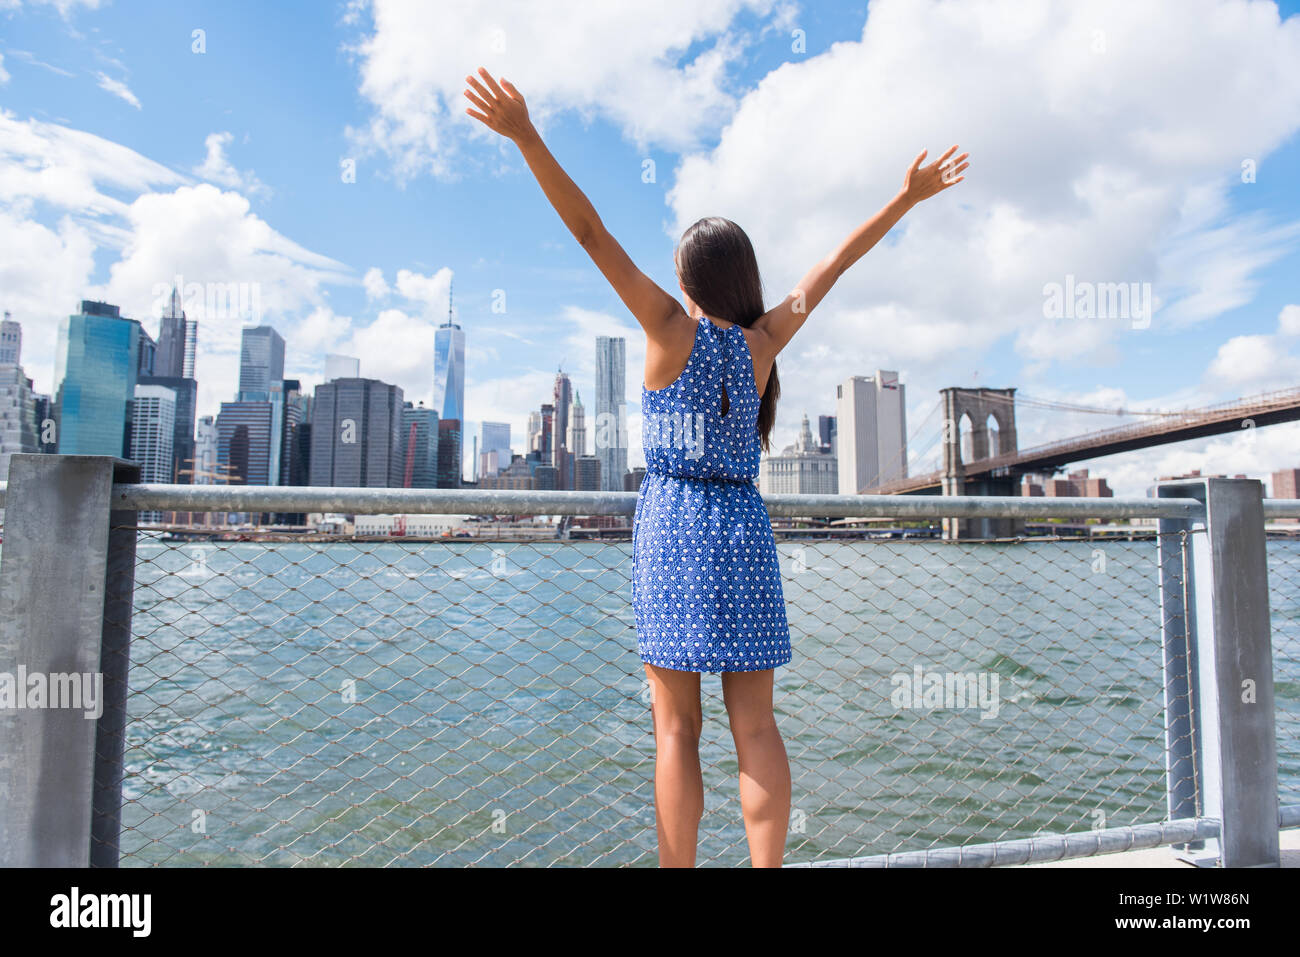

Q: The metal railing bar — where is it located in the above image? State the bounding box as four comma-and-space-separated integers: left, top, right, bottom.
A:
3, 479, 1299, 518
98, 482, 1216, 520
794, 803, 1300, 868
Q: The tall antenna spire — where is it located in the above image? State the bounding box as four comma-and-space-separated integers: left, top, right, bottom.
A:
446, 277, 454, 327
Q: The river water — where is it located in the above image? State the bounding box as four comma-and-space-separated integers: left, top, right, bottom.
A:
95, 535, 1300, 866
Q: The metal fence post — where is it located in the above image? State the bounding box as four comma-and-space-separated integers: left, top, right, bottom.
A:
0, 453, 136, 867
1154, 480, 1200, 858
91, 459, 139, 866
1156, 477, 1279, 867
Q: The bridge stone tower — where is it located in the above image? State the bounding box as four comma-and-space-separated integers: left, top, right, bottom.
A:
940, 387, 1022, 540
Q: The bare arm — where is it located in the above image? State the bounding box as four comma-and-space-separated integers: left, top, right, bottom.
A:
752, 146, 969, 360
463, 68, 683, 340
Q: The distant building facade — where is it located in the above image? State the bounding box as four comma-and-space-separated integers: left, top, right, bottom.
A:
310, 377, 405, 487
836, 370, 906, 494
1021, 468, 1113, 497
400, 401, 440, 488
761, 412, 838, 495
216, 400, 274, 485
53, 300, 141, 457
131, 384, 176, 522
595, 334, 628, 491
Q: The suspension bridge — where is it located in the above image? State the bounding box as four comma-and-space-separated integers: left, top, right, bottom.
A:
860, 384, 1300, 537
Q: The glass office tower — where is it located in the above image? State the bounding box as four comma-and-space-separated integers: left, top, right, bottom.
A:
52, 300, 141, 456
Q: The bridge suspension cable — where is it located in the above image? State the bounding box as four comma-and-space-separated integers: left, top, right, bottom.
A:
857, 396, 944, 495
951, 388, 1189, 419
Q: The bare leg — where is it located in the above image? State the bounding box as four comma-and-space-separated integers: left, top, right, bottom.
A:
644, 662, 703, 867
721, 668, 789, 867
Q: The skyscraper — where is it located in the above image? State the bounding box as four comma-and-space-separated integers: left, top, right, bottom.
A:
52, 300, 140, 457
136, 375, 196, 483
818, 414, 837, 456
325, 354, 360, 381
574, 455, 602, 491
568, 389, 587, 457
237, 325, 286, 401
0, 312, 20, 364
437, 419, 462, 488
552, 369, 573, 489
478, 421, 511, 481
155, 287, 190, 379
182, 315, 198, 380
526, 410, 542, 454
595, 334, 628, 491
275, 379, 312, 524
216, 401, 274, 485
570, 391, 603, 490
480, 421, 510, 460
310, 378, 405, 487
280, 379, 312, 486
193, 415, 219, 484
140, 287, 199, 483
0, 319, 39, 479
538, 403, 554, 460
836, 370, 907, 494
432, 280, 465, 423
131, 384, 176, 520
232, 324, 287, 490
136, 326, 156, 378
400, 401, 440, 488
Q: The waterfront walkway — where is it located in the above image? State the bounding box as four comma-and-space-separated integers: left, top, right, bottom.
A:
1015, 830, 1300, 868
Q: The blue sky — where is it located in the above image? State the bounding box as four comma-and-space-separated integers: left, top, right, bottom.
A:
2, 0, 1299, 492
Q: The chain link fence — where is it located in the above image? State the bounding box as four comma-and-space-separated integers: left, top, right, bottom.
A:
1270, 538, 1300, 811
106, 521, 1243, 867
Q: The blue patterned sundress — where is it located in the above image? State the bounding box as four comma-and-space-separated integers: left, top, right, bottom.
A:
632, 314, 792, 673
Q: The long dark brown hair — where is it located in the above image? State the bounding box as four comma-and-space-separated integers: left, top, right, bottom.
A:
674, 216, 780, 452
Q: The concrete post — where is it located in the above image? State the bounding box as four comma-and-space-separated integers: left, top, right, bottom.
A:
0, 454, 138, 867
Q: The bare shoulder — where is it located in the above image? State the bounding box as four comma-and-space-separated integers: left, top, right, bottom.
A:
643, 313, 701, 391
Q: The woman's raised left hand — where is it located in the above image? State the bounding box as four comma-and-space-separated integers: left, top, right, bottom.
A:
464, 67, 536, 143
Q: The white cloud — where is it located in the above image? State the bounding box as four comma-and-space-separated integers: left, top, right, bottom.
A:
1279, 304, 1300, 338
0, 208, 96, 391
95, 72, 141, 109
340, 306, 436, 404
1203, 303, 1300, 392
0, 108, 186, 217
90, 184, 352, 413
0, 110, 358, 418
295, 306, 356, 356
0, 111, 186, 397
393, 267, 451, 317
363, 266, 390, 300
5, 49, 75, 77
193, 131, 271, 199
343, 0, 781, 182
0, 0, 104, 17
659, 0, 1300, 458
0, 54, 9, 85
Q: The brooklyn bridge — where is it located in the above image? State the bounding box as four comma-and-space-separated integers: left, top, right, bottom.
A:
863, 384, 1300, 538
